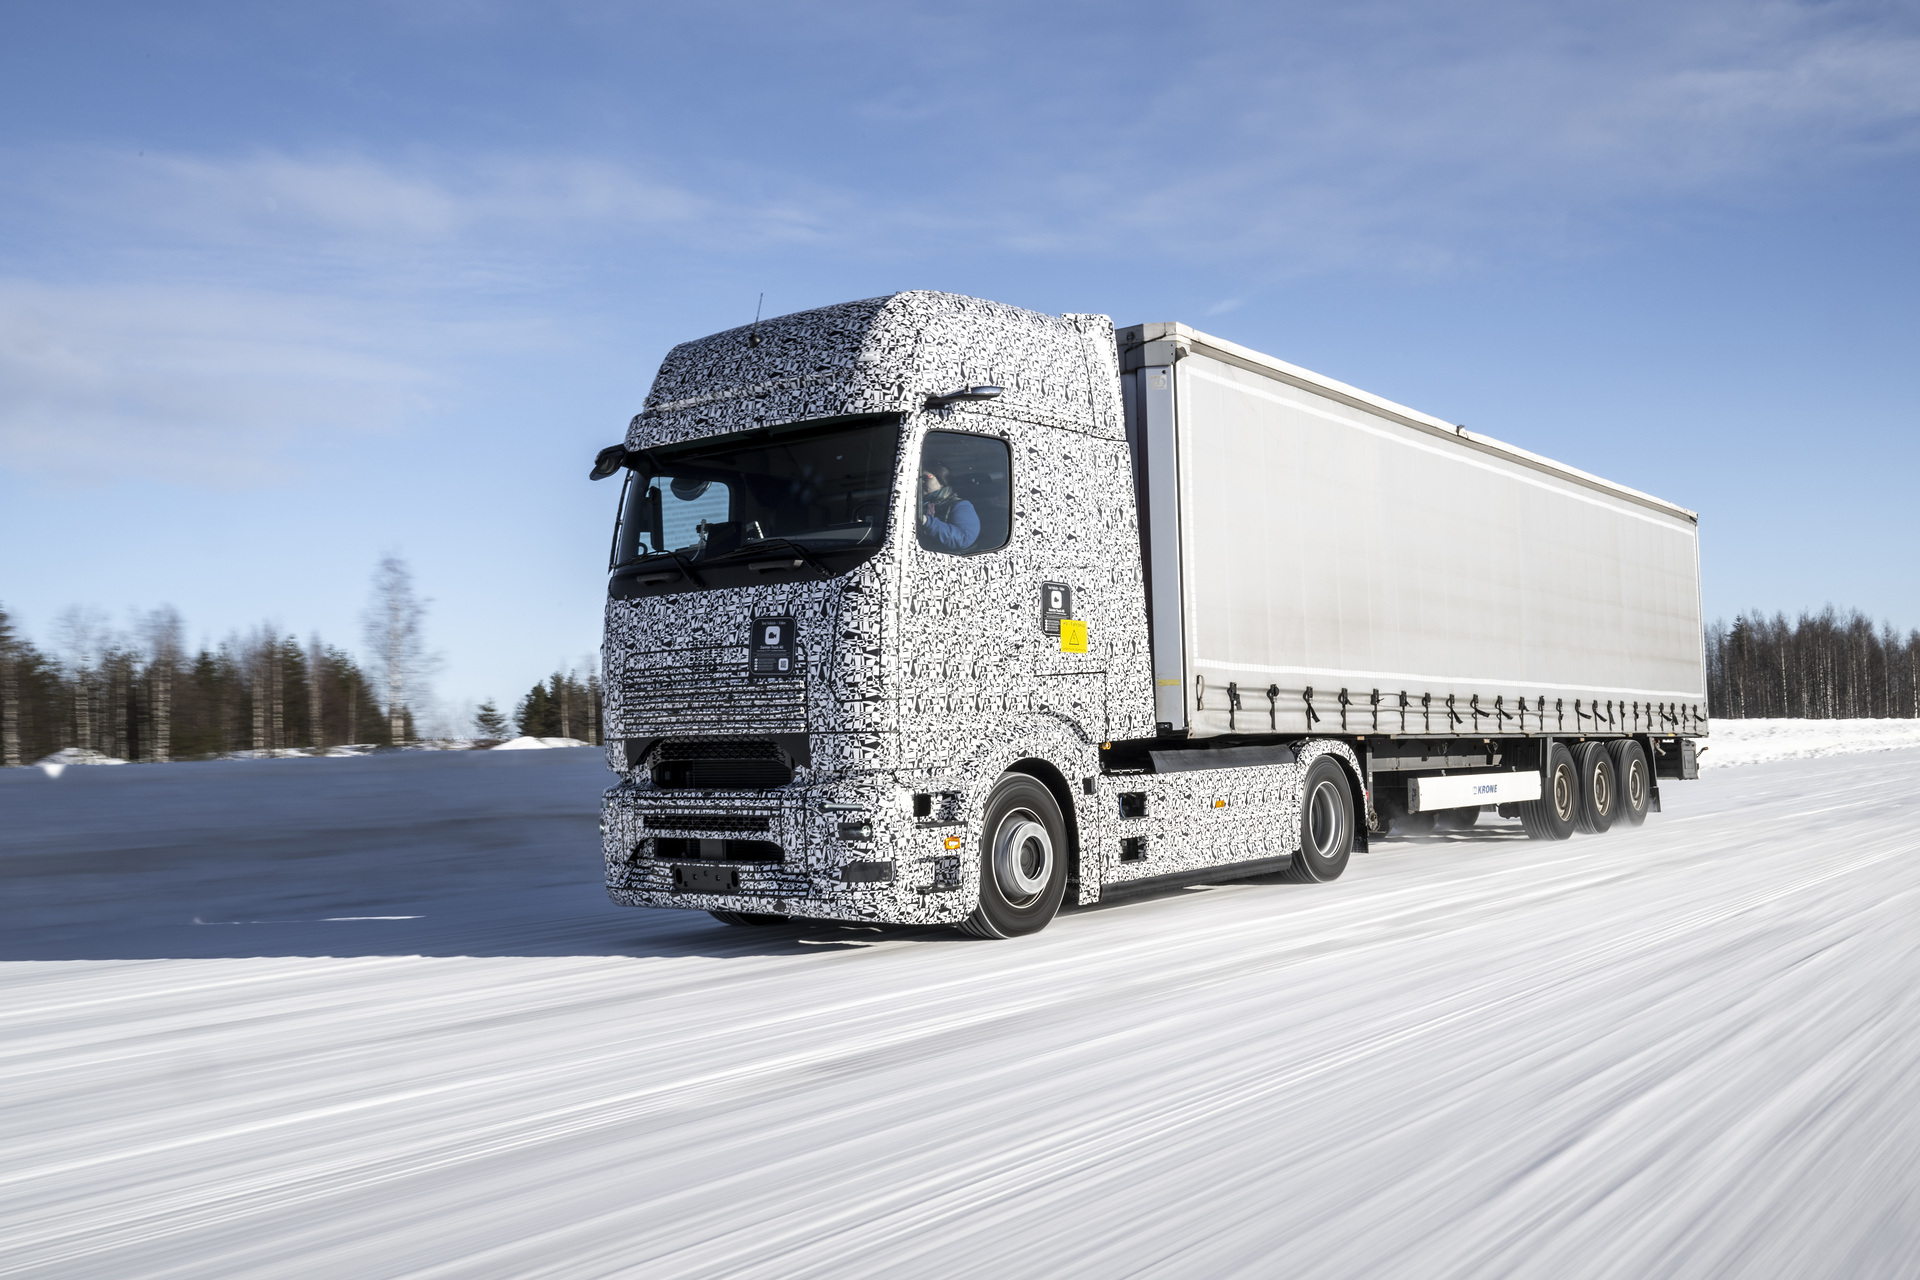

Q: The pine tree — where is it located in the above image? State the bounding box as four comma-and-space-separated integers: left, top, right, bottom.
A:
474, 699, 509, 739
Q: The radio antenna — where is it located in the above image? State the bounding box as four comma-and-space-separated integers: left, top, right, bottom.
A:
748, 292, 764, 347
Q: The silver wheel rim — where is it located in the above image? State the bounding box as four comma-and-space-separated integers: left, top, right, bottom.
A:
1307, 779, 1345, 858
1591, 762, 1612, 815
1627, 760, 1645, 810
993, 811, 1052, 904
1553, 764, 1575, 822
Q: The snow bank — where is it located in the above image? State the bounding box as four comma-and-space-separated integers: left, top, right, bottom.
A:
32, 748, 127, 778
1701, 716, 1920, 768
491, 736, 590, 751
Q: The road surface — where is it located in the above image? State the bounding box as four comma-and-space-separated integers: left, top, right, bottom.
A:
4, 746, 1919, 1278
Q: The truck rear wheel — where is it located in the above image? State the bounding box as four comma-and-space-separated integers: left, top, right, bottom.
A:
1572, 741, 1618, 833
1520, 743, 1578, 841
1608, 740, 1651, 826
1284, 756, 1353, 882
962, 773, 1069, 939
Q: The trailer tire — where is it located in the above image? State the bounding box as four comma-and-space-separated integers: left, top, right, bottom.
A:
1284, 756, 1353, 882
1608, 740, 1651, 826
961, 773, 1069, 939
709, 910, 788, 926
1520, 743, 1578, 841
1572, 741, 1618, 834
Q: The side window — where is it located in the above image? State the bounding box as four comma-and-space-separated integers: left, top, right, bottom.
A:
917, 431, 1011, 556
653, 477, 731, 552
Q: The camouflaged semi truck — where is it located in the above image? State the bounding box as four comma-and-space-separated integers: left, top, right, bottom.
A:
591, 292, 1705, 937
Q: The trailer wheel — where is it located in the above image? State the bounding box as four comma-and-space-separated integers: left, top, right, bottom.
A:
709, 910, 788, 926
1520, 743, 1578, 841
1284, 757, 1353, 882
961, 773, 1069, 939
1572, 742, 1618, 833
1607, 740, 1651, 826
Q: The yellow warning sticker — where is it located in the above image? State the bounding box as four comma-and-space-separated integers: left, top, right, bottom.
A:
1058, 619, 1088, 654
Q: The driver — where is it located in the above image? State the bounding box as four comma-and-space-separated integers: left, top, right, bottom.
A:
919, 464, 980, 551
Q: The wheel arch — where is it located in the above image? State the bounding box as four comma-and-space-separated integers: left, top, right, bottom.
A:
1298, 741, 1371, 855
1006, 757, 1082, 896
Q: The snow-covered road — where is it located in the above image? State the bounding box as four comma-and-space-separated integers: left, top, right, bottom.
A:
5, 747, 1920, 1278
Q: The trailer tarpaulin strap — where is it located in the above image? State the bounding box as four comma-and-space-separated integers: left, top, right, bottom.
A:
1399, 691, 1410, 732
1266, 684, 1279, 731
1227, 681, 1241, 730
1470, 693, 1484, 729
1370, 688, 1381, 732
1496, 694, 1512, 726
1446, 693, 1462, 728
1556, 698, 1565, 730
1421, 692, 1432, 731
1338, 687, 1351, 731
1302, 687, 1320, 726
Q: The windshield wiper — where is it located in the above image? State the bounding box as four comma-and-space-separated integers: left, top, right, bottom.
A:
701, 536, 831, 576
616, 549, 705, 587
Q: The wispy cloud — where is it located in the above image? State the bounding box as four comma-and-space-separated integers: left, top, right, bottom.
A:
0, 281, 433, 485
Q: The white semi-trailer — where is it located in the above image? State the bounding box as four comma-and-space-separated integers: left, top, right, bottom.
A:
593, 292, 1705, 937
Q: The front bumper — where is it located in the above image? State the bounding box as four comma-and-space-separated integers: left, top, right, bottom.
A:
602, 776, 976, 926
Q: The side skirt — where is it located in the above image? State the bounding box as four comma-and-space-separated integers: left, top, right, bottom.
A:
1097, 854, 1294, 902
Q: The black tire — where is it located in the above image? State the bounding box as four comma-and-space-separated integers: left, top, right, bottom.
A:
962, 773, 1069, 939
710, 909, 788, 926
1284, 756, 1354, 882
1572, 741, 1618, 834
1436, 806, 1481, 830
1520, 743, 1578, 841
1608, 740, 1651, 826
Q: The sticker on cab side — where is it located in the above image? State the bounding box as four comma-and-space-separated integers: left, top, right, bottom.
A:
1058, 619, 1088, 654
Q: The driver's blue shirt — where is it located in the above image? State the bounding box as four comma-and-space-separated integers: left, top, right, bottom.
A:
924, 499, 980, 551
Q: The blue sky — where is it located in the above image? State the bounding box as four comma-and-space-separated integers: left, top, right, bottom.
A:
4, 1, 1917, 726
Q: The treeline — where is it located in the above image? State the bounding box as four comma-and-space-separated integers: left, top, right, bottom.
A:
512, 671, 603, 742
0, 604, 400, 765
1707, 608, 1919, 720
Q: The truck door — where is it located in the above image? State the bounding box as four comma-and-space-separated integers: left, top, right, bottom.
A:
901, 426, 1018, 769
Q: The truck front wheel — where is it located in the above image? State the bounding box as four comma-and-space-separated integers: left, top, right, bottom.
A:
1284, 756, 1353, 882
962, 773, 1069, 939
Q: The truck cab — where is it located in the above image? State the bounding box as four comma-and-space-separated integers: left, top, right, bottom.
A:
597, 292, 1163, 934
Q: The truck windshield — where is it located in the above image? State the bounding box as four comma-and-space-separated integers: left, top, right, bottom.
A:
612, 416, 900, 573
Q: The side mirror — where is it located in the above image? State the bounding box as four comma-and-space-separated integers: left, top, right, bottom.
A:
589, 444, 629, 481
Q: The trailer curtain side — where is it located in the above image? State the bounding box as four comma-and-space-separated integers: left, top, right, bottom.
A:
1133, 344, 1706, 739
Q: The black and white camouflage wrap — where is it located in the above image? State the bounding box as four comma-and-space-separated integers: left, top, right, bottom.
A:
599, 292, 1364, 926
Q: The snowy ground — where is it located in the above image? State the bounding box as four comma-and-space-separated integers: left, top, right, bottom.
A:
5, 741, 1920, 1278
1699, 716, 1920, 769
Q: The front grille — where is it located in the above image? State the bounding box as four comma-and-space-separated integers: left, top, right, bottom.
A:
650, 739, 795, 790
643, 812, 773, 834
615, 652, 805, 736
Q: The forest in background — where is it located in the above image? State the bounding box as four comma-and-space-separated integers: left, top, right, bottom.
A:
0, 557, 602, 766
1706, 608, 1918, 720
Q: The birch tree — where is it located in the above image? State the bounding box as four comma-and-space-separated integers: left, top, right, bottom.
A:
141, 608, 182, 763
362, 556, 432, 745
